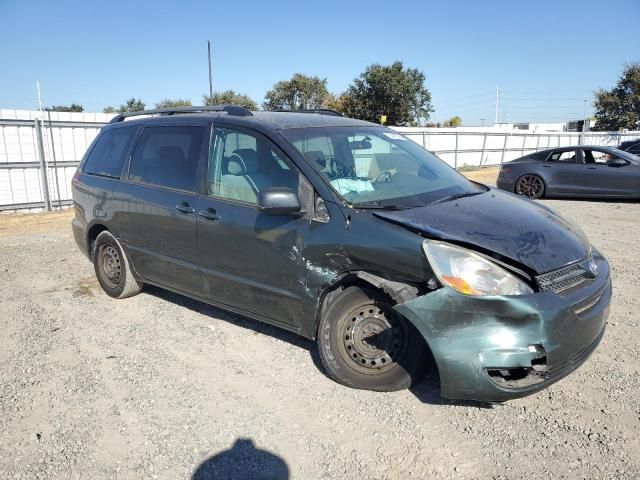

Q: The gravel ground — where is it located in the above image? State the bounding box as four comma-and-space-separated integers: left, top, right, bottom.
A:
0, 200, 639, 480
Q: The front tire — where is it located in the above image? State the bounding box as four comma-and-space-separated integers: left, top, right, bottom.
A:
93, 231, 142, 299
317, 286, 427, 392
515, 174, 545, 199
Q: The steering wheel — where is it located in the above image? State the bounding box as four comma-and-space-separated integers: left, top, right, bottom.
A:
329, 158, 356, 179
372, 170, 394, 183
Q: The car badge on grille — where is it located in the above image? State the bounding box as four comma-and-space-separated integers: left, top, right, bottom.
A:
580, 259, 598, 278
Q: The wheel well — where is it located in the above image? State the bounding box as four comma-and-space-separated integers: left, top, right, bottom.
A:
314, 275, 439, 383
87, 224, 109, 260
315, 276, 395, 338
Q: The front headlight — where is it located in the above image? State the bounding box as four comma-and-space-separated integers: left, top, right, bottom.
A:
423, 240, 533, 296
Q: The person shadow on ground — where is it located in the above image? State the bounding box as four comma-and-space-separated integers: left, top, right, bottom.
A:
192, 438, 289, 480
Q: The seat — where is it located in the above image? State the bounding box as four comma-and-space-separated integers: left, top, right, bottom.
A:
219, 150, 272, 203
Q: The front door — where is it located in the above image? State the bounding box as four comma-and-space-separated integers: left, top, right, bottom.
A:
581, 148, 639, 196
117, 124, 209, 294
196, 125, 310, 329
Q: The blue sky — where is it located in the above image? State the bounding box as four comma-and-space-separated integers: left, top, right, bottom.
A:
1, 0, 638, 125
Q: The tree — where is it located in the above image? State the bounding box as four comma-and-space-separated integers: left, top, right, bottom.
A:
46, 104, 84, 112
324, 93, 347, 113
443, 116, 462, 127
118, 98, 146, 114
263, 73, 330, 110
155, 98, 192, 108
593, 62, 640, 131
341, 61, 432, 126
203, 90, 258, 110
103, 106, 117, 114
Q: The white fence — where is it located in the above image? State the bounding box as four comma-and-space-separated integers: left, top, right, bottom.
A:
1, 109, 639, 212
0, 110, 115, 211
393, 127, 640, 169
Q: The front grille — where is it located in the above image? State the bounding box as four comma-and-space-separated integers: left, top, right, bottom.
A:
536, 259, 590, 293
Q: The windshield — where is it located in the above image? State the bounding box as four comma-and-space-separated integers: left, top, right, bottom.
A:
282, 126, 484, 207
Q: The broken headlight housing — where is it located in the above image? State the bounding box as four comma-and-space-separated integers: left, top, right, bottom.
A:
423, 240, 533, 296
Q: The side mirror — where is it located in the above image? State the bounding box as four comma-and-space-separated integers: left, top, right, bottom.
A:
258, 187, 301, 215
609, 158, 628, 167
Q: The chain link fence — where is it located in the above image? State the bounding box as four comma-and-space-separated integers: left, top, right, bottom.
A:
1, 113, 639, 212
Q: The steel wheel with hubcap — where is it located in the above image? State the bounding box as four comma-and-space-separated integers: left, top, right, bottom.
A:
318, 286, 427, 391
515, 174, 545, 199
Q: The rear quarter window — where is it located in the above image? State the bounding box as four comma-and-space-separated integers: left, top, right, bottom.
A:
83, 126, 137, 178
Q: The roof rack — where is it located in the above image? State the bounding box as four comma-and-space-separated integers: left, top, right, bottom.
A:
109, 105, 253, 123
271, 108, 343, 117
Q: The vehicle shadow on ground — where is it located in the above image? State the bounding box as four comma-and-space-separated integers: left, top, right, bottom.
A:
192, 438, 289, 480
145, 285, 494, 409
542, 197, 640, 204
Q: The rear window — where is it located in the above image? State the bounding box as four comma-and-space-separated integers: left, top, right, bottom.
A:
128, 126, 207, 192
83, 126, 137, 178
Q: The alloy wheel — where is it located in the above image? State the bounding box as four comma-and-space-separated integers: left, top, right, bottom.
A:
516, 175, 544, 198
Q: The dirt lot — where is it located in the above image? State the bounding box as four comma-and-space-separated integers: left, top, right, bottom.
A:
1, 198, 639, 480
462, 166, 499, 185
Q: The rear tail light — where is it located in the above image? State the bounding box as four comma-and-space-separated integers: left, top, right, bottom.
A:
501, 165, 512, 173
71, 169, 81, 186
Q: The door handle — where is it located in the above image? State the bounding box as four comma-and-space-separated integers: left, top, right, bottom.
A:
175, 202, 195, 214
542, 165, 551, 168
587, 166, 597, 170
197, 208, 220, 221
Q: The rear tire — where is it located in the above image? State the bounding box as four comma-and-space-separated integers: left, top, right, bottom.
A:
93, 231, 142, 299
317, 286, 427, 392
515, 174, 545, 199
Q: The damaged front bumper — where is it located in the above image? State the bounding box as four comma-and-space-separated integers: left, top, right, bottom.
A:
395, 251, 611, 402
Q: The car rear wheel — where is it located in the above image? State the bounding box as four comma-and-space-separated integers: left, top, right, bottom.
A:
515, 174, 545, 199
94, 231, 142, 299
317, 286, 427, 391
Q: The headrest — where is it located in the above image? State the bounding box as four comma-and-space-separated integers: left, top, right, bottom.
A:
226, 154, 247, 176
233, 149, 258, 172
304, 150, 327, 169
158, 146, 186, 164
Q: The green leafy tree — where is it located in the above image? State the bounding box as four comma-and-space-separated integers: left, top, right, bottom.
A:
155, 98, 192, 108
324, 93, 347, 113
203, 90, 258, 110
118, 98, 146, 114
593, 62, 640, 131
103, 106, 117, 114
342, 61, 432, 126
263, 73, 330, 110
46, 104, 84, 112
443, 116, 462, 127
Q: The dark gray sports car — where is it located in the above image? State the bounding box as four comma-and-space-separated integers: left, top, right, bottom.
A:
497, 146, 640, 199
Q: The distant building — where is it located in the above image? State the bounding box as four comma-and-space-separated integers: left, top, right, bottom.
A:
493, 119, 596, 132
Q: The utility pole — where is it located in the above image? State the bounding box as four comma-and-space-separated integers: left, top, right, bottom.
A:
36, 80, 43, 111
494, 87, 500, 125
583, 99, 588, 131
207, 40, 213, 100
480, 118, 485, 127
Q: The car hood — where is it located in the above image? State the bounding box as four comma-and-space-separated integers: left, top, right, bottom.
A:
372, 189, 590, 274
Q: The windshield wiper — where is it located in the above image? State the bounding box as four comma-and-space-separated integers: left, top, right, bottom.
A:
432, 190, 484, 205
351, 201, 415, 210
